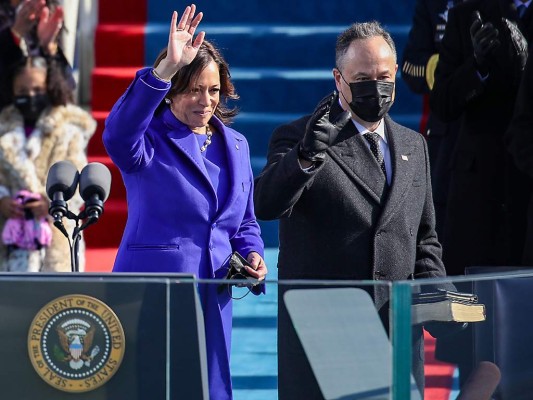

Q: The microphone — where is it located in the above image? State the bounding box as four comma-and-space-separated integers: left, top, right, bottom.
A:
46, 161, 79, 237
79, 162, 111, 223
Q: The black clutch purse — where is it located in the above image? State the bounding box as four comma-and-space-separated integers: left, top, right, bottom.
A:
223, 251, 259, 287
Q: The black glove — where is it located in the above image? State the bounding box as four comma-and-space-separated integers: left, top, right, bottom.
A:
299, 93, 351, 162
502, 17, 528, 73
470, 11, 500, 75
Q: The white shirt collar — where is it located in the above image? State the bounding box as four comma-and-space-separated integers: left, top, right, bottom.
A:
352, 118, 387, 144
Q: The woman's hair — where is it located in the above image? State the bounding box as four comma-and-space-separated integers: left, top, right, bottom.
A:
5, 56, 73, 106
153, 40, 239, 125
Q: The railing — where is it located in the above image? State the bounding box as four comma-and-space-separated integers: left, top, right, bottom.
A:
2, 267, 532, 399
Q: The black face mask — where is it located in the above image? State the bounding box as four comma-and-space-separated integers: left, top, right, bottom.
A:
13, 94, 49, 123
340, 76, 395, 122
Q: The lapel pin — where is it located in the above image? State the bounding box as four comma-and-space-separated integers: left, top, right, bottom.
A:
401, 155, 408, 161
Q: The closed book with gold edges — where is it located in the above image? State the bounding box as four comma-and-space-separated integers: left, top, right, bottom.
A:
411, 289, 486, 325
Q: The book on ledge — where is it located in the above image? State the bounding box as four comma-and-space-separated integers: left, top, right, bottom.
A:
411, 289, 486, 325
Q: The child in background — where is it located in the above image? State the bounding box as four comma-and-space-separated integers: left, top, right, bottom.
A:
0, 56, 95, 272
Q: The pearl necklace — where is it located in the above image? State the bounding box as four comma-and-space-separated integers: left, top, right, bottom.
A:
200, 125, 213, 152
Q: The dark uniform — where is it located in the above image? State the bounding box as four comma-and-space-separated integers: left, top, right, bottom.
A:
431, 0, 532, 385
402, 0, 477, 387
401, 0, 464, 241
430, 0, 531, 276
506, 56, 533, 265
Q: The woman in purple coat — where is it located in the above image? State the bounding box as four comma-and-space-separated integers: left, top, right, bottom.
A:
103, 5, 267, 399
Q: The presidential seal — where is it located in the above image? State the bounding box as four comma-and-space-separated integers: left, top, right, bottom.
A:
27, 295, 125, 393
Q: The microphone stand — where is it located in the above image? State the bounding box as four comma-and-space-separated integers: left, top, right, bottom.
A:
71, 220, 82, 273
69, 212, 101, 273
51, 209, 101, 273
52, 210, 81, 273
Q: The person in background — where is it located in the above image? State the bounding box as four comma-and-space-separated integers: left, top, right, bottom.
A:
506, 56, 533, 265
430, 1, 531, 385
254, 21, 449, 398
0, 56, 95, 272
0, 0, 72, 109
102, 5, 267, 400
430, 1, 530, 274
402, 0, 476, 386
401, 0, 465, 241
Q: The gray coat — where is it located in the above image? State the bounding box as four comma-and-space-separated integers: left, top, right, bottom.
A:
254, 95, 447, 398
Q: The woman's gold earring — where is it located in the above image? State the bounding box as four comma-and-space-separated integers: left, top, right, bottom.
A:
165, 98, 171, 104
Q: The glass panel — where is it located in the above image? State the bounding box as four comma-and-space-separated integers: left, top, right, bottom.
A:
8, 269, 508, 399
229, 268, 394, 400
5, 267, 528, 399
0, 273, 204, 399
393, 268, 533, 400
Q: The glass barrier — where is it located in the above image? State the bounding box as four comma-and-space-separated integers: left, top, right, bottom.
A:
2, 267, 532, 399
392, 267, 533, 400
0, 272, 393, 400
234, 277, 396, 400
0, 273, 208, 399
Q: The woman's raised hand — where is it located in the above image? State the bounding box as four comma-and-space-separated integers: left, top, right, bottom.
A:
154, 4, 205, 81
37, 5, 64, 55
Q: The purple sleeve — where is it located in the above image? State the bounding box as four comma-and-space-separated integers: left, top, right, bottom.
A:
103, 68, 170, 173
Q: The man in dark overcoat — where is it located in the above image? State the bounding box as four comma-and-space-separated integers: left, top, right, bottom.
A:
506, 55, 533, 265
430, 0, 531, 277
402, 0, 480, 385
254, 21, 448, 399
401, 0, 467, 241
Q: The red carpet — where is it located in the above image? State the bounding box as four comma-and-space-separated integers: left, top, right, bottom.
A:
425, 331, 455, 399
85, 247, 116, 272
84, 0, 146, 263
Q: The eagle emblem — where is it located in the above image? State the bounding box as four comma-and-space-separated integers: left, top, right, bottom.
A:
56, 318, 100, 370
28, 294, 126, 393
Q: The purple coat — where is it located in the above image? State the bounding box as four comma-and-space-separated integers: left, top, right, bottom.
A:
103, 68, 264, 400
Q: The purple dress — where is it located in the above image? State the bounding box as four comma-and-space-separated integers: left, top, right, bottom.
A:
103, 68, 264, 400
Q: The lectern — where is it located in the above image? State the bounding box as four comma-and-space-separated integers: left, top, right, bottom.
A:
0, 273, 209, 399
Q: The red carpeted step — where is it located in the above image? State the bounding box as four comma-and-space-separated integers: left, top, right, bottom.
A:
83, 198, 127, 248
86, 0, 142, 258
98, 0, 146, 25
85, 248, 117, 272
91, 67, 137, 111
87, 155, 125, 201
424, 330, 455, 400
95, 25, 145, 67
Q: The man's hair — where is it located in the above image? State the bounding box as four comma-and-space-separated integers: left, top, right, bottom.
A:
335, 21, 397, 69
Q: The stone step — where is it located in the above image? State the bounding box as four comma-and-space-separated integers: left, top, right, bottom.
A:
146, 1, 416, 26
91, 67, 422, 115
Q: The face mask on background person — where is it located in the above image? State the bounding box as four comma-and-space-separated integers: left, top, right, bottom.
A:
341, 77, 395, 122
13, 94, 49, 123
